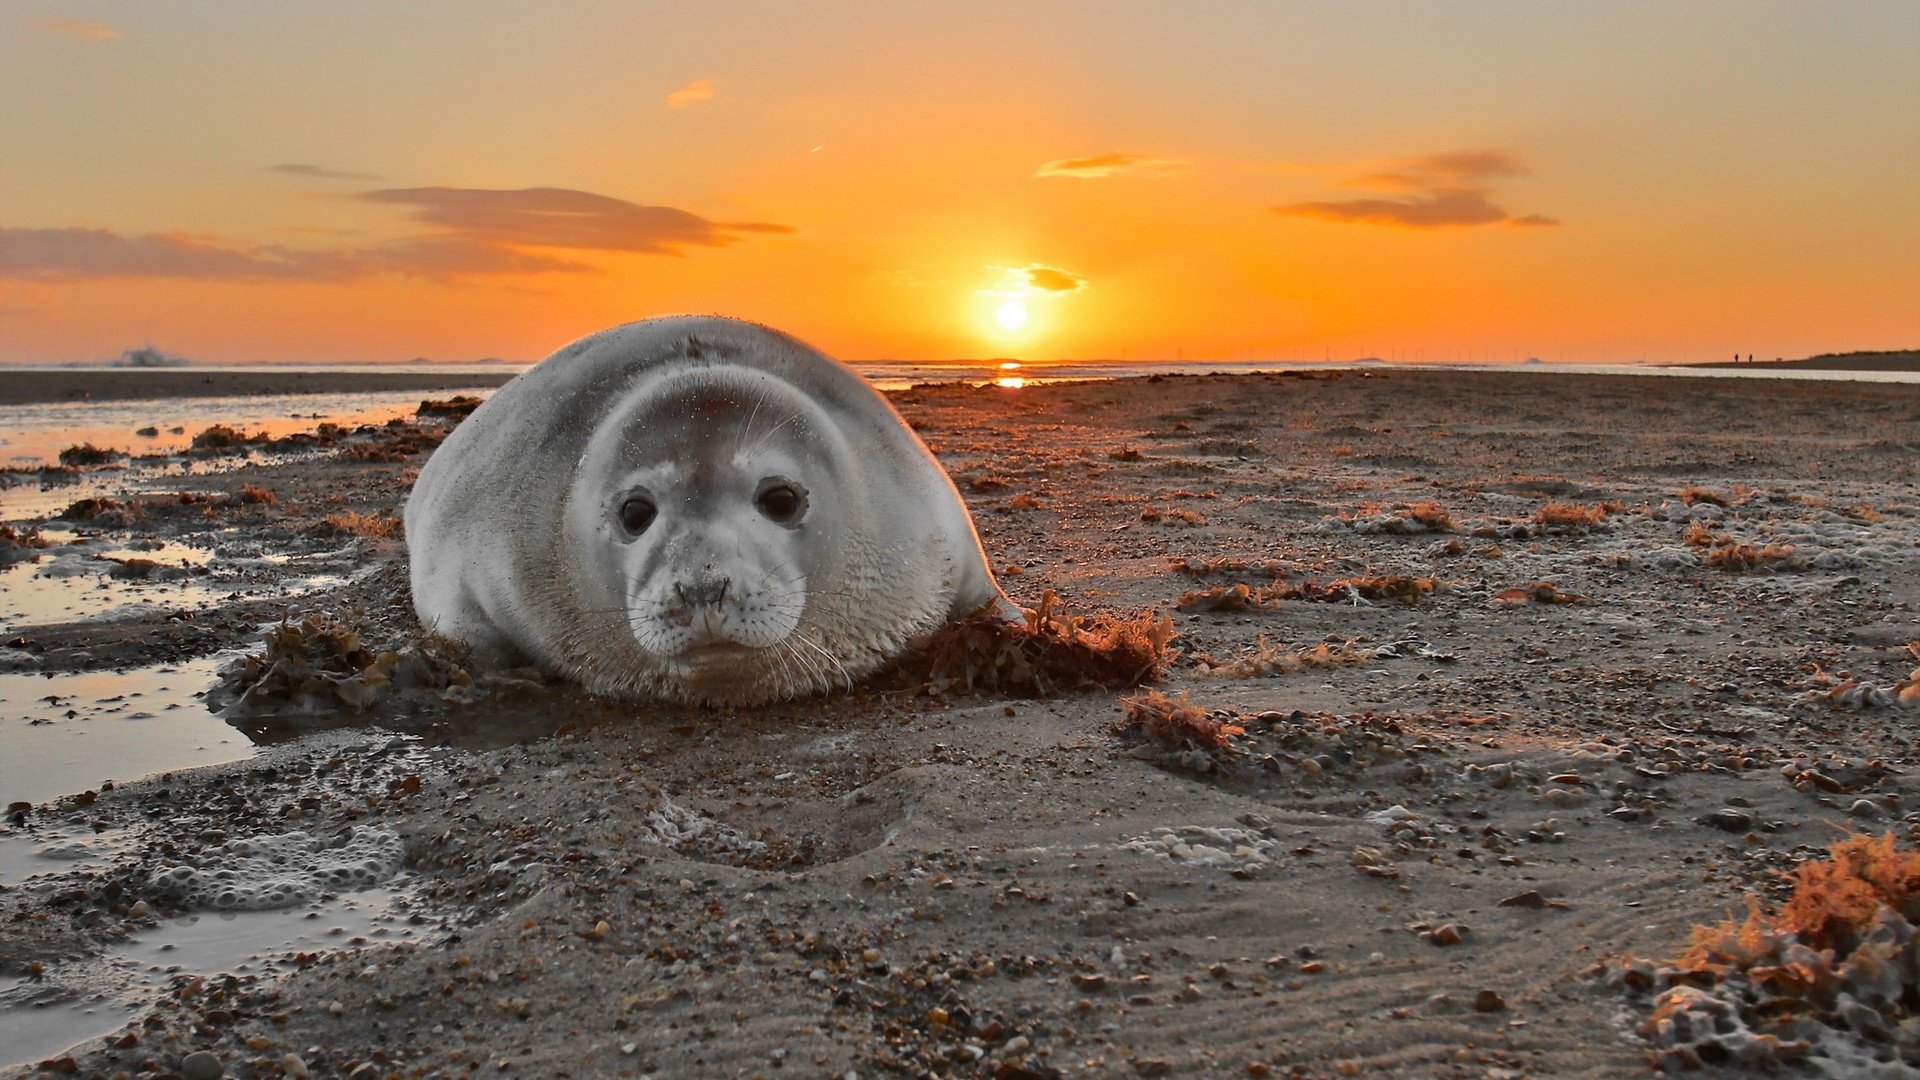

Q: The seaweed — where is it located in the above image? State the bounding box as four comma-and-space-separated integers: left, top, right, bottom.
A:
215, 615, 474, 714
911, 589, 1177, 695
1118, 690, 1241, 750
415, 394, 484, 419
1193, 636, 1379, 678
57, 443, 126, 467
1533, 500, 1612, 533
1623, 832, 1920, 1071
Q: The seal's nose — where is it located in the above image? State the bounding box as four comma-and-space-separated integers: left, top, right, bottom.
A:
675, 577, 731, 609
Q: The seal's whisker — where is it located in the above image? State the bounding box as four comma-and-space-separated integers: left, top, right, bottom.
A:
791, 629, 854, 691
741, 409, 802, 463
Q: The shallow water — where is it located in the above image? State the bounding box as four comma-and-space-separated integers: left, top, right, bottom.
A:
0, 884, 419, 1070
0, 389, 483, 469
0, 658, 253, 806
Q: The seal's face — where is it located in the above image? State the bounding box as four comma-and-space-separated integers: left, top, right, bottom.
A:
567, 368, 851, 702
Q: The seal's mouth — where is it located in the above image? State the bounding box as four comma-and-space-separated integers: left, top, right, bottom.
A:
674, 641, 761, 665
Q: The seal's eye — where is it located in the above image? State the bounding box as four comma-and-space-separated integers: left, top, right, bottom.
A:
755, 482, 807, 525
618, 496, 657, 535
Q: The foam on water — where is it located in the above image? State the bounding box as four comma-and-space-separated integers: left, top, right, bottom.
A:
147, 826, 406, 912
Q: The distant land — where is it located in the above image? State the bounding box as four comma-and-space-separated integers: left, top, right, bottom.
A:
1684, 349, 1920, 371
0, 369, 518, 407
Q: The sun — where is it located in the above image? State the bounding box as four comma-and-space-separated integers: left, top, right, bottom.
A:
995, 300, 1028, 331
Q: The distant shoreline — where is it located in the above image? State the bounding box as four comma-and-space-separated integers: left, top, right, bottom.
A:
1680, 351, 1920, 372
0, 368, 520, 407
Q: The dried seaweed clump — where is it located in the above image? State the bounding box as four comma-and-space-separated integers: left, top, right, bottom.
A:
1176, 583, 1280, 613
1178, 576, 1436, 613
56, 497, 132, 525
190, 424, 268, 453
216, 616, 474, 715
1140, 505, 1207, 526
415, 394, 484, 419
1805, 661, 1920, 712
1677, 486, 1731, 507
1683, 521, 1804, 571
57, 442, 127, 467
1315, 574, 1435, 605
1620, 832, 1920, 1073
1167, 555, 1291, 579
0, 523, 51, 565
1119, 690, 1242, 750
320, 510, 404, 539
1194, 635, 1381, 678
1339, 501, 1455, 535
913, 589, 1177, 695
341, 425, 447, 463
1533, 501, 1613, 533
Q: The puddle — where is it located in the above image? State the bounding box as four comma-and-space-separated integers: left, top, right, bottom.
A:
0, 885, 422, 1071
0, 658, 254, 806
0, 825, 146, 889
0, 535, 227, 631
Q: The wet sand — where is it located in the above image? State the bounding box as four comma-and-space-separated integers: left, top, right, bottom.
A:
0, 369, 518, 407
4, 368, 1920, 1077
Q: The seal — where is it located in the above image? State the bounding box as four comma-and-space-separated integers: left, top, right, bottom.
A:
404, 315, 1016, 706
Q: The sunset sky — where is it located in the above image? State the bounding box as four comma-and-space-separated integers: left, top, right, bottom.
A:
3, 2, 1917, 365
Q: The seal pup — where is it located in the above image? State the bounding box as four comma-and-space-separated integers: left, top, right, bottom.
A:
405, 316, 1016, 705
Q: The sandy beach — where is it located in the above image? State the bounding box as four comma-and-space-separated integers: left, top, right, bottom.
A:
5, 368, 1920, 1078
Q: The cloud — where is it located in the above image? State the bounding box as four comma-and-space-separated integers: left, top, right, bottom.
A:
32, 17, 118, 41
0, 228, 321, 281
0, 227, 589, 282
1034, 153, 1185, 179
1021, 265, 1086, 292
1274, 148, 1558, 229
980, 263, 1087, 299
270, 163, 383, 182
0, 186, 790, 282
666, 78, 715, 109
357, 187, 792, 255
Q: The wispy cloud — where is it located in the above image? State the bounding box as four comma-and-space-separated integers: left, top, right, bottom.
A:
1035, 153, 1185, 179
980, 263, 1088, 298
1274, 148, 1559, 229
31, 16, 118, 41
0, 227, 589, 282
0, 228, 362, 282
0, 186, 792, 282
270, 163, 383, 182
357, 187, 791, 255
666, 78, 715, 109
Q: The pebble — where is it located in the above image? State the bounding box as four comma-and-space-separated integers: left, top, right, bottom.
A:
281, 1055, 310, 1079
1849, 799, 1882, 818
181, 1051, 224, 1080
1706, 808, 1754, 832
1473, 989, 1507, 1012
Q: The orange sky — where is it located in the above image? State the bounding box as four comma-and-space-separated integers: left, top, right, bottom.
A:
3, 3, 1918, 365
